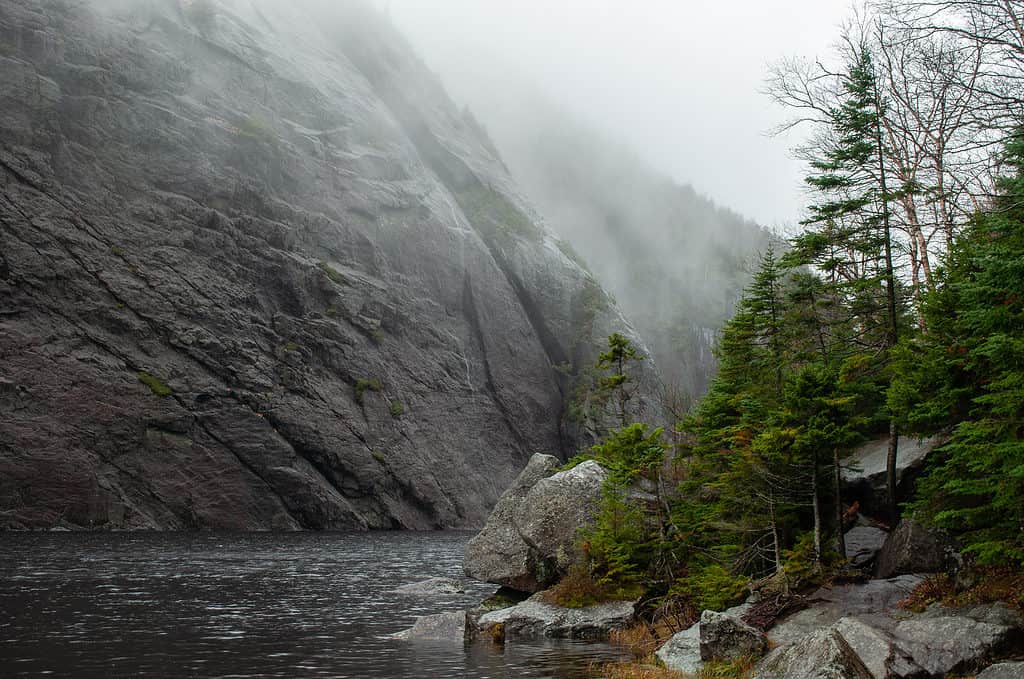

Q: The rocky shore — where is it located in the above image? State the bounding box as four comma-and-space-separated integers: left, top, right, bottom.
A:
395, 445, 1024, 678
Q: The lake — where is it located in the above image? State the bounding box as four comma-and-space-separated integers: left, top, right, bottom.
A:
0, 532, 630, 677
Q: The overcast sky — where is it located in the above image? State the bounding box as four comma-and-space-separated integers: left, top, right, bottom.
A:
387, 0, 854, 230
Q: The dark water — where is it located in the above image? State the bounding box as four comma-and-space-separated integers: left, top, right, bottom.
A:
0, 532, 629, 678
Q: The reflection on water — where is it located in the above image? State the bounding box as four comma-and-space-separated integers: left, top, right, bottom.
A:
0, 532, 629, 678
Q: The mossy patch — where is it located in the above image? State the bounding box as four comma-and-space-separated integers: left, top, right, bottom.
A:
390, 401, 404, 418
354, 378, 382, 404
137, 371, 172, 397
456, 185, 542, 243
318, 260, 346, 285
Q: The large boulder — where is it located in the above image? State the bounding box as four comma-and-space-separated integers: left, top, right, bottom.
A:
699, 610, 768, 662
513, 460, 609, 576
978, 661, 1024, 678
831, 617, 925, 679
755, 628, 872, 679
875, 519, 955, 579
464, 456, 608, 592
889, 603, 1024, 677
656, 623, 703, 674
476, 592, 635, 640
842, 436, 943, 515
844, 526, 888, 569
463, 453, 561, 591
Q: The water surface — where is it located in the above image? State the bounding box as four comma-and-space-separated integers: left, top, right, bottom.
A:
0, 532, 629, 678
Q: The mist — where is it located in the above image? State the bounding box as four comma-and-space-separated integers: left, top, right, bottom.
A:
388, 0, 853, 230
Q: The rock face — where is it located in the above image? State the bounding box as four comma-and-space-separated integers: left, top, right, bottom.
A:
842, 436, 943, 514
875, 519, 954, 579
0, 0, 659, 530
699, 610, 768, 662
465, 457, 607, 591
755, 628, 873, 679
463, 453, 561, 591
476, 592, 634, 640
830, 617, 925, 679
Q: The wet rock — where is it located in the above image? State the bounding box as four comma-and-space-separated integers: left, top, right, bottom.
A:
513, 460, 608, 579
0, 0, 663, 530
463, 453, 561, 591
844, 526, 888, 569
831, 617, 925, 679
769, 576, 922, 647
476, 592, 635, 640
978, 661, 1024, 678
755, 628, 873, 679
392, 577, 465, 595
889, 603, 1024, 677
842, 436, 943, 515
392, 611, 467, 642
656, 623, 702, 674
875, 519, 955, 578
699, 610, 768, 662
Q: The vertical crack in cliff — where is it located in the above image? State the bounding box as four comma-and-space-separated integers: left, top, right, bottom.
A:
461, 275, 529, 451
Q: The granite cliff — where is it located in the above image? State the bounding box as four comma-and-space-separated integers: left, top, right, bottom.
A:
0, 0, 658, 530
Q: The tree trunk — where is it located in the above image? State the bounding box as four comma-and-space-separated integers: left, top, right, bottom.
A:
812, 453, 822, 567
770, 492, 783, 575
833, 447, 846, 558
886, 420, 900, 521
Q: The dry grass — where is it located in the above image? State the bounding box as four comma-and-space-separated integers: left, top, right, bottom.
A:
588, 656, 756, 679
588, 660, 687, 679
899, 567, 1024, 613
609, 623, 661, 659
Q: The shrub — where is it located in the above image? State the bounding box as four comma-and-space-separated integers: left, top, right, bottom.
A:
390, 401, 404, 418
371, 450, 386, 465
354, 378, 381, 404
317, 261, 345, 285
137, 371, 172, 397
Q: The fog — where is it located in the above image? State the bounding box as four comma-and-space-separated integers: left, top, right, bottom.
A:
388, 0, 853, 230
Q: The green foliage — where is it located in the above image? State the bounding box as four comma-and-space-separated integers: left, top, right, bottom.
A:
390, 401, 404, 418
671, 563, 747, 612
137, 371, 172, 397
457, 185, 542, 243
318, 261, 346, 285
354, 378, 381, 405
234, 116, 277, 146
555, 238, 592, 272
371, 450, 387, 465
897, 134, 1024, 567
110, 244, 125, 257
581, 423, 667, 484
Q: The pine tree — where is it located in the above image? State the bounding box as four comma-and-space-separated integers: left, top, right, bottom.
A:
788, 44, 904, 520
894, 133, 1024, 566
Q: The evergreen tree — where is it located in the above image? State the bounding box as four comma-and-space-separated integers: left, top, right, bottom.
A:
893, 134, 1024, 566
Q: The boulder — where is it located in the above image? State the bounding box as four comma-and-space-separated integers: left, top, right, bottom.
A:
656, 623, 703, 674
513, 460, 609, 577
392, 577, 465, 595
769, 576, 923, 647
831, 617, 925, 679
699, 610, 768, 662
842, 436, 943, 515
755, 628, 872, 679
463, 453, 561, 592
476, 592, 635, 640
844, 526, 888, 569
889, 603, 1024, 677
392, 611, 467, 642
875, 519, 954, 578
978, 661, 1024, 678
